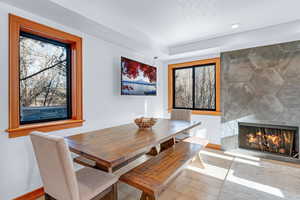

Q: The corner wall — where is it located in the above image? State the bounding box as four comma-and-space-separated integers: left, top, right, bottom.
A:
162, 54, 222, 145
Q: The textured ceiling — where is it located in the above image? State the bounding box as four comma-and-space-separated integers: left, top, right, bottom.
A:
3, 0, 300, 59
50, 0, 300, 47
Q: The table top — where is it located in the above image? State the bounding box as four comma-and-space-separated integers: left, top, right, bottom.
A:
65, 118, 201, 168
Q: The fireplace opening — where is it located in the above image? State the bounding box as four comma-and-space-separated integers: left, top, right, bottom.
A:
238, 122, 299, 158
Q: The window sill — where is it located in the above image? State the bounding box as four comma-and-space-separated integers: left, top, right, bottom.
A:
192, 110, 222, 116
6, 119, 84, 138
168, 109, 222, 116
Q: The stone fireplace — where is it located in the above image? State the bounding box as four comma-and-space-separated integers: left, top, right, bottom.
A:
220, 40, 300, 162
238, 122, 299, 158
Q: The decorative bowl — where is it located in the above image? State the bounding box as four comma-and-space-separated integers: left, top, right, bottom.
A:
134, 117, 157, 129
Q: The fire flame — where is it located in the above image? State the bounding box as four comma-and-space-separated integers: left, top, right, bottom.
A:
244, 129, 294, 156
247, 134, 257, 143
247, 133, 282, 147
266, 135, 281, 146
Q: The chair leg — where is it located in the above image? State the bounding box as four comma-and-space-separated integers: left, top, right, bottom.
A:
92, 183, 117, 200
111, 183, 118, 200
45, 193, 56, 200
140, 192, 156, 200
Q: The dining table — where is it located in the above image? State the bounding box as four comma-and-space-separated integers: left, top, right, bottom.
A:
65, 118, 201, 173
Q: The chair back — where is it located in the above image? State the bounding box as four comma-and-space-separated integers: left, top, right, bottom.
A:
30, 132, 80, 200
171, 109, 192, 121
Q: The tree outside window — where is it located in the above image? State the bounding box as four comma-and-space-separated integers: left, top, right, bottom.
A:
19, 32, 71, 124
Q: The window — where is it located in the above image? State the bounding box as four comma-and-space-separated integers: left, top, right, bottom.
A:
20, 32, 72, 124
168, 58, 221, 115
7, 14, 83, 138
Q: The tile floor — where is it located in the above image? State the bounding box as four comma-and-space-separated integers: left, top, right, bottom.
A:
37, 148, 300, 200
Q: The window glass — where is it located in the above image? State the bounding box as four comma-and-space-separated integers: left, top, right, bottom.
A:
173, 64, 216, 111
19, 32, 71, 124
174, 68, 193, 109
195, 64, 216, 110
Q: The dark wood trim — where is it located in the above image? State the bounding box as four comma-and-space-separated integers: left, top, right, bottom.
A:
7, 14, 83, 137
13, 187, 44, 200
168, 58, 221, 116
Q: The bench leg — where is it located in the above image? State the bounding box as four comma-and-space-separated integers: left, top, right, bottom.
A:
140, 192, 156, 200
147, 144, 161, 156
190, 153, 204, 168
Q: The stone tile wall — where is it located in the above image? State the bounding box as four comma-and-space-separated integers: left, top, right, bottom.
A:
221, 41, 300, 149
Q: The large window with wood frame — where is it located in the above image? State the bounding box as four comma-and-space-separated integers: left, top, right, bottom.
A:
168, 58, 221, 115
7, 14, 83, 138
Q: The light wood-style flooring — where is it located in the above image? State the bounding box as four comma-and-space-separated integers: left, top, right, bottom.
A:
37, 148, 300, 200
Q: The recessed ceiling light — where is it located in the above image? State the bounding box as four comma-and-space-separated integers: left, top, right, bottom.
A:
231, 24, 240, 29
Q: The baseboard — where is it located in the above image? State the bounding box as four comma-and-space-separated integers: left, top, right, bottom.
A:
14, 187, 44, 200
206, 143, 222, 150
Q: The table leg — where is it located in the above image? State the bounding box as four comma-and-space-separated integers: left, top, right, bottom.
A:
160, 137, 176, 152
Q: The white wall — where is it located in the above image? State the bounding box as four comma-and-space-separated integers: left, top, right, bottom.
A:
162, 54, 222, 145
0, 3, 164, 200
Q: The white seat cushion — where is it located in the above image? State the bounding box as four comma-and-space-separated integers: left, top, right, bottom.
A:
76, 167, 118, 200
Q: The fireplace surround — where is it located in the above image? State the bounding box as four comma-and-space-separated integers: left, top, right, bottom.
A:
221, 40, 300, 163
238, 122, 299, 159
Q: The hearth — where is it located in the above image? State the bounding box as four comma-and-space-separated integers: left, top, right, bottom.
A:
238, 122, 299, 159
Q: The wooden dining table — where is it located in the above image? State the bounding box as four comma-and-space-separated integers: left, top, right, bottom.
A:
65, 118, 201, 173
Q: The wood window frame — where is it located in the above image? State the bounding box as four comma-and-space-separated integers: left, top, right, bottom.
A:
168, 58, 221, 116
7, 14, 84, 138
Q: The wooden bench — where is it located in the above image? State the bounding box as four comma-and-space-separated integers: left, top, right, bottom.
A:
120, 140, 207, 200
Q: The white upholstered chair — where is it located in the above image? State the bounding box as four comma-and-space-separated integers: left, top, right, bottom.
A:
171, 109, 192, 121
171, 109, 192, 141
159, 109, 193, 153
30, 132, 118, 200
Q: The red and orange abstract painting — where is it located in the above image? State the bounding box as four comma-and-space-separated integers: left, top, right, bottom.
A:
121, 57, 157, 95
